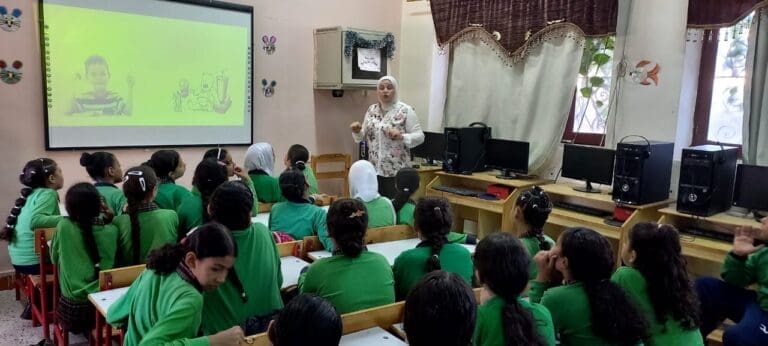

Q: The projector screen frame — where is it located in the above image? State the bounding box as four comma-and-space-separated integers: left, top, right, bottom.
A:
39, 0, 255, 150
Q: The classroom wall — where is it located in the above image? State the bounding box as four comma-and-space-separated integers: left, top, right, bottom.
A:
0, 0, 402, 275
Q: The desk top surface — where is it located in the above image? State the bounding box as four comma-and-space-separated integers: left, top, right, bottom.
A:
308, 238, 476, 265
436, 171, 550, 188
281, 256, 309, 288
660, 206, 762, 228
88, 286, 130, 317
341, 326, 406, 345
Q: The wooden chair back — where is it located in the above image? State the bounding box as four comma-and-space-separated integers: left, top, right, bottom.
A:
311, 153, 352, 197
98, 264, 146, 290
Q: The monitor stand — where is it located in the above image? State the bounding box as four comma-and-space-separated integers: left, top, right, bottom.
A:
573, 181, 601, 193
496, 169, 519, 180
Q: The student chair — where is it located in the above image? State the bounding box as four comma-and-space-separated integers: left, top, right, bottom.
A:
311, 153, 352, 197
30, 228, 56, 341
94, 264, 146, 346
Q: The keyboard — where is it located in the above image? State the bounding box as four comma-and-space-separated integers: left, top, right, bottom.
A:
432, 185, 485, 197
552, 201, 612, 217
680, 227, 734, 243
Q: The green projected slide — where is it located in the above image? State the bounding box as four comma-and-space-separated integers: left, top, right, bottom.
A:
44, 3, 249, 127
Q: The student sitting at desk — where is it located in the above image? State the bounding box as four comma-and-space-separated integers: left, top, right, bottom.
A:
176, 158, 228, 236
144, 150, 191, 211
267, 294, 342, 346
52, 183, 118, 334
107, 223, 245, 345
514, 186, 555, 280
299, 198, 395, 313
696, 219, 768, 346
473, 232, 555, 346
269, 168, 332, 248
284, 144, 319, 195
245, 142, 284, 204
393, 197, 473, 300
349, 160, 396, 228
404, 271, 477, 346
203, 181, 283, 336
80, 151, 126, 215
202, 147, 259, 215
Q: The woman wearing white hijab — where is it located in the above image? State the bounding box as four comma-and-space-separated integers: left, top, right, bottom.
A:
348, 160, 396, 228
244, 142, 283, 203
350, 76, 425, 199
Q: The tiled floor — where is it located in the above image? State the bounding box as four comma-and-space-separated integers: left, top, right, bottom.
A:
0, 290, 88, 345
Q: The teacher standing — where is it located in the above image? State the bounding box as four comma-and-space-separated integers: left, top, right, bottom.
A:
350, 76, 424, 199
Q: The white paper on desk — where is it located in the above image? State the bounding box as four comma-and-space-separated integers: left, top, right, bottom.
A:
357, 48, 381, 72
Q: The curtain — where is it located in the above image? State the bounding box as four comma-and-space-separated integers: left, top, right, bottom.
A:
443, 26, 584, 172
688, 0, 768, 28
743, 9, 768, 165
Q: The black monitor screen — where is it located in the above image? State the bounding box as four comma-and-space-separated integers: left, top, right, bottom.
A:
562, 144, 616, 185
485, 139, 529, 174
733, 164, 768, 211
411, 132, 445, 162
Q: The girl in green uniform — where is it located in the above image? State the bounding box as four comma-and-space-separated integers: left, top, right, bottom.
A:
244, 142, 283, 204
202, 148, 259, 215
107, 223, 245, 345
348, 160, 395, 228
473, 232, 555, 346
51, 183, 118, 334
284, 144, 319, 195
144, 149, 190, 211
514, 186, 555, 280
80, 151, 126, 215
114, 166, 178, 266
267, 294, 342, 346
269, 168, 330, 247
613, 222, 703, 345
176, 158, 228, 235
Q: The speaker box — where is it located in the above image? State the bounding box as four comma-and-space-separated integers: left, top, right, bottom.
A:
677, 145, 739, 216
612, 140, 674, 205
443, 126, 491, 173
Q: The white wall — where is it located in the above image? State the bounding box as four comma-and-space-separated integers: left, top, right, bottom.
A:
398, 0, 437, 129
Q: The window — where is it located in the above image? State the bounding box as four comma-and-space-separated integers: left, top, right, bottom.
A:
563, 36, 615, 146
692, 14, 753, 147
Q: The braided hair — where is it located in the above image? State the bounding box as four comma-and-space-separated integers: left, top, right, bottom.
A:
65, 183, 103, 275
2, 158, 58, 241
326, 198, 368, 258
414, 197, 452, 272
516, 186, 552, 251
122, 166, 158, 264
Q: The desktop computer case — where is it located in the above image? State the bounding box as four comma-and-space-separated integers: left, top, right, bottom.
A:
612, 141, 674, 205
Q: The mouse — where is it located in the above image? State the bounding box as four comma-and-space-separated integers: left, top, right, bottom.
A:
460, 171, 473, 176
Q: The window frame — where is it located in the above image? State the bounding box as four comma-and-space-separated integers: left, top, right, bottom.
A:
562, 92, 607, 146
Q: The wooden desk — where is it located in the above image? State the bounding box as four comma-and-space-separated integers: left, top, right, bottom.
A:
426, 171, 549, 238
88, 286, 130, 319
341, 327, 406, 345
308, 238, 476, 265
414, 166, 442, 200
280, 256, 309, 288
541, 183, 672, 263
657, 206, 761, 277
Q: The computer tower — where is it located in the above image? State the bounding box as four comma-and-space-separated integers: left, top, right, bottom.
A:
443, 125, 491, 173
612, 140, 674, 205
677, 145, 739, 216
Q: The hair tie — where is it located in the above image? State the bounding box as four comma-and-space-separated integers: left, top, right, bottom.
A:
125, 171, 147, 191
348, 210, 366, 218
403, 188, 410, 192
217, 147, 223, 160
295, 160, 305, 166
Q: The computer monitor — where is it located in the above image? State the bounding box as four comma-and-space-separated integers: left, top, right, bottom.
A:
733, 164, 768, 212
562, 144, 616, 193
411, 132, 445, 166
485, 139, 529, 179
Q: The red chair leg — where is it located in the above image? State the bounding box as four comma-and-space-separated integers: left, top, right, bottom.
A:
94, 310, 103, 346
39, 282, 50, 340
30, 280, 40, 327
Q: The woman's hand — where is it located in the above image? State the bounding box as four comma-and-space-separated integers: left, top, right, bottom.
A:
209, 326, 244, 346
534, 250, 558, 283
733, 226, 766, 256
350, 121, 362, 134
387, 128, 403, 140
233, 165, 250, 182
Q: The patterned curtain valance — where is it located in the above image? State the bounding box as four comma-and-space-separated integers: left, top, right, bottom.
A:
688, 0, 768, 29
344, 31, 396, 59
430, 0, 618, 58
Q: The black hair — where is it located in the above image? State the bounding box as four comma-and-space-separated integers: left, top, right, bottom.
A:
2, 158, 58, 241
143, 150, 181, 182
122, 166, 158, 264
146, 222, 237, 275
286, 144, 310, 171
404, 271, 477, 346
393, 167, 419, 212
203, 148, 229, 162
79, 152, 117, 180
516, 186, 552, 251
629, 222, 700, 330
326, 198, 368, 257
475, 232, 546, 346
560, 227, 649, 345
192, 158, 229, 224
268, 294, 342, 346
84, 55, 109, 74
65, 183, 102, 274
414, 197, 452, 272
279, 168, 308, 203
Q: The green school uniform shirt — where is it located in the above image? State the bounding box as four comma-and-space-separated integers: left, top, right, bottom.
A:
107, 270, 210, 346
191, 179, 259, 216
176, 195, 205, 233
722, 248, 768, 311
155, 181, 192, 211
113, 208, 178, 266
611, 266, 704, 346
365, 196, 396, 229
520, 234, 555, 280
392, 243, 474, 299
530, 281, 622, 346
95, 183, 127, 215
304, 166, 319, 195
268, 201, 331, 247
299, 251, 395, 314
396, 202, 470, 244
250, 173, 284, 204
8, 188, 62, 266
50, 218, 118, 302
473, 295, 557, 346
201, 223, 284, 334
